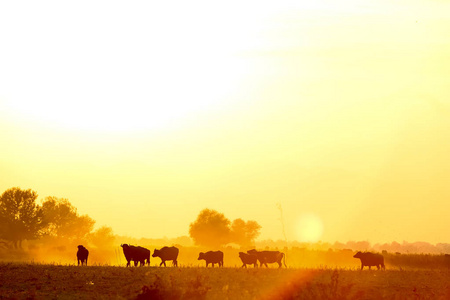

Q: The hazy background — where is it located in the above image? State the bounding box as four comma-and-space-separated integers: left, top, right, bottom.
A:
1, 0, 449, 245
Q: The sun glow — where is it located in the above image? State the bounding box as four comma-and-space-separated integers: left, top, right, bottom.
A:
295, 213, 324, 243
2, 48, 249, 132
1, 1, 344, 133
1, 1, 261, 133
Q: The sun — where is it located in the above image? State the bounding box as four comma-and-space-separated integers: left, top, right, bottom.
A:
295, 213, 324, 243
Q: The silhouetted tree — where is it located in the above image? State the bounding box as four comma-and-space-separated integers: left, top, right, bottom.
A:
0, 187, 44, 248
230, 218, 261, 247
189, 209, 231, 247
41, 197, 95, 240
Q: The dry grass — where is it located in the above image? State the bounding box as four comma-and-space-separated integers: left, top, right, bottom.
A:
0, 263, 449, 299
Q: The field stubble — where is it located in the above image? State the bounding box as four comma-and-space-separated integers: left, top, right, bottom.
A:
0, 263, 449, 300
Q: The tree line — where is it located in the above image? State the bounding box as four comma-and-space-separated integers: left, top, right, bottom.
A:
0, 187, 261, 250
0, 187, 108, 249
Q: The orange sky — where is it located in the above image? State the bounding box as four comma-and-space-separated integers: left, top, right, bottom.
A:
1, 0, 449, 244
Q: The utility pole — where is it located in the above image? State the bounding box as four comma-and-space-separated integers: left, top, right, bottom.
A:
277, 203, 289, 266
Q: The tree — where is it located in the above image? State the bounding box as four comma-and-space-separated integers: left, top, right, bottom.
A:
88, 226, 115, 249
189, 209, 231, 247
230, 218, 261, 247
0, 187, 44, 248
40, 197, 95, 240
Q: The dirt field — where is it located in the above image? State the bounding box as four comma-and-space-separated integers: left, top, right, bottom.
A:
0, 263, 449, 299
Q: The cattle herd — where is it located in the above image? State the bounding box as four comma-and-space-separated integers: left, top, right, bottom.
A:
76, 244, 386, 270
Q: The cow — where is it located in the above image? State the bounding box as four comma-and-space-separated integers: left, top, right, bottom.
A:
239, 252, 258, 268
353, 251, 385, 270
121, 244, 150, 267
77, 245, 89, 266
198, 251, 224, 267
135, 246, 151, 266
247, 249, 286, 268
152, 246, 179, 267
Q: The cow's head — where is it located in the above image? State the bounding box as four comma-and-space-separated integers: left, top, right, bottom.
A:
247, 249, 258, 255
198, 252, 205, 260
78, 245, 84, 250
353, 251, 363, 258
152, 249, 160, 257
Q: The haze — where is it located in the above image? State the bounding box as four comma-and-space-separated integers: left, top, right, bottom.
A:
1, 0, 449, 245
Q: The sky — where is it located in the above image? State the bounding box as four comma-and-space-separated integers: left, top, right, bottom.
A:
1, 0, 449, 245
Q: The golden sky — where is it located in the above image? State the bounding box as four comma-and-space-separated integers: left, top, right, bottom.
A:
1, 0, 449, 244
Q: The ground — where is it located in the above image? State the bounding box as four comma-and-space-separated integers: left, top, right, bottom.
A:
0, 263, 449, 299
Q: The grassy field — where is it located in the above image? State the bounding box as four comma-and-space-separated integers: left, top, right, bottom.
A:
0, 263, 449, 299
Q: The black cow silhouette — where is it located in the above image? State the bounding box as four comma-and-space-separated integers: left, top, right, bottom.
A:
152, 246, 179, 267
247, 249, 286, 268
353, 251, 385, 270
198, 251, 223, 267
121, 244, 150, 267
239, 252, 258, 268
77, 245, 89, 266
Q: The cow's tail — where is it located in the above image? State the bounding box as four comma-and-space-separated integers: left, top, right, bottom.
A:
282, 253, 287, 268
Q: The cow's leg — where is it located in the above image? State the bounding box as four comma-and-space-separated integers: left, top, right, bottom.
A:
78, 259, 80, 266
